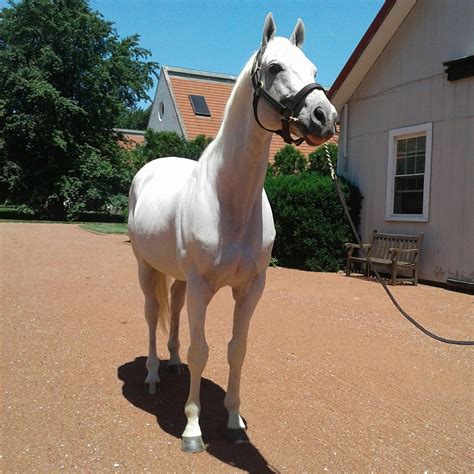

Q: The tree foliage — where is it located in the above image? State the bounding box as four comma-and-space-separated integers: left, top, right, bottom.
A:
308, 142, 338, 176
268, 144, 307, 176
115, 106, 151, 130
132, 130, 213, 165
0, 0, 158, 218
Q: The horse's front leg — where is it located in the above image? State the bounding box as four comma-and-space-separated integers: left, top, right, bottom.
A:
181, 272, 213, 453
225, 271, 266, 443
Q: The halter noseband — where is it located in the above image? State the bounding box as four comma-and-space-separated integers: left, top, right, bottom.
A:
250, 46, 326, 146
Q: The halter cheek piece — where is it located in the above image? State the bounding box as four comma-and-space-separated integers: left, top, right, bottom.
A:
251, 47, 326, 146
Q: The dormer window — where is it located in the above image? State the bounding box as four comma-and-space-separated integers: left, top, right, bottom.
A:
189, 95, 211, 117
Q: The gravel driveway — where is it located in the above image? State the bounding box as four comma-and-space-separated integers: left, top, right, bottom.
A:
1, 223, 472, 472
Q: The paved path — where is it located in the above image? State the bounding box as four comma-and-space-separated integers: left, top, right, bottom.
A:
1, 223, 473, 472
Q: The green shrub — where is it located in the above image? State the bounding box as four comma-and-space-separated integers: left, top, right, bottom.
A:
308, 142, 338, 176
268, 144, 307, 176
265, 172, 362, 272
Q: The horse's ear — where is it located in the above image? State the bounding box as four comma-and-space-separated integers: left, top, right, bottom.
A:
290, 18, 305, 48
261, 13, 276, 47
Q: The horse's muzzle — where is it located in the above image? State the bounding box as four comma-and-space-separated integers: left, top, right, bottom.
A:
307, 102, 337, 141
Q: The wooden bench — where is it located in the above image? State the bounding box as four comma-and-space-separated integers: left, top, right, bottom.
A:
344, 230, 423, 285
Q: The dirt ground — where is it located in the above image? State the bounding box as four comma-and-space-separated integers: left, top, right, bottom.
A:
1, 222, 473, 473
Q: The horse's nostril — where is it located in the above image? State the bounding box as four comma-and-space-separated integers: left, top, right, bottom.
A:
313, 106, 327, 125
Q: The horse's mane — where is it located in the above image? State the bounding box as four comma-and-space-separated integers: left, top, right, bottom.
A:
221, 53, 256, 126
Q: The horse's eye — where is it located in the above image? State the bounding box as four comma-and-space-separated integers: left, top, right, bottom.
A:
268, 63, 282, 74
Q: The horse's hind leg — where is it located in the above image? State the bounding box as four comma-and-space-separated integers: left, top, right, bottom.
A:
168, 279, 186, 374
137, 260, 162, 395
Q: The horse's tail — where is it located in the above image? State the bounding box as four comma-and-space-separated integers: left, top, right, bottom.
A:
155, 272, 170, 334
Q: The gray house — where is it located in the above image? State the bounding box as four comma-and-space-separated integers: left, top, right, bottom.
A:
329, 0, 473, 287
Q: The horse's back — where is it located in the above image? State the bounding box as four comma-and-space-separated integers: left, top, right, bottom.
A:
128, 157, 197, 278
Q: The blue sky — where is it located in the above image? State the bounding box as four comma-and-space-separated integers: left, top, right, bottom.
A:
89, 0, 384, 106
2, 0, 384, 107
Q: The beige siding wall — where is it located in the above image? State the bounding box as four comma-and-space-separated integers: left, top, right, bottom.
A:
338, 0, 474, 283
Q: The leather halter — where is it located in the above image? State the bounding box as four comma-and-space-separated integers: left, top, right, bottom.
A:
250, 46, 326, 146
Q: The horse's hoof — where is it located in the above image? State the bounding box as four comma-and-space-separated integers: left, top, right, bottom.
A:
167, 363, 184, 375
225, 428, 250, 444
181, 436, 206, 453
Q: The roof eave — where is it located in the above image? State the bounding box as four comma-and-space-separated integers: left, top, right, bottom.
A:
328, 0, 417, 111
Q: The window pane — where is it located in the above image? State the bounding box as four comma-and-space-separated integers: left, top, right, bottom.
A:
416, 154, 425, 173
406, 138, 416, 153
395, 176, 405, 191
396, 157, 405, 174
397, 139, 406, 154
417, 175, 424, 190
397, 175, 424, 191
416, 135, 426, 151
189, 95, 211, 116
394, 191, 423, 214
407, 176, 418, 190
406, 155, 416, 173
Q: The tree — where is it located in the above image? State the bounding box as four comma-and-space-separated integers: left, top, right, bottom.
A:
0, 0, 158, 218
132, 130, 213, 165
308, 142, 338, 176
115, 105, 152, 130
268, 144, 307, 176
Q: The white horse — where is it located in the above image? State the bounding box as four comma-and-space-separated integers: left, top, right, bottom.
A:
128, 13, 336, 453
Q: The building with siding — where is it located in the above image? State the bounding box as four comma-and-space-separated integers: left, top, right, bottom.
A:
329, 0, 473, 287
148, 66, 336, 160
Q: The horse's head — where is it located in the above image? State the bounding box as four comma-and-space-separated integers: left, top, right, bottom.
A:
251, 13, 337, 146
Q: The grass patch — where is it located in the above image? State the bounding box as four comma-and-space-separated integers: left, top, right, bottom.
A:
79, 222, 128, 235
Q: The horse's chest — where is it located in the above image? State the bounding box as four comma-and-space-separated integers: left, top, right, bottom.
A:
211, 240, 263, 285
191, 237, 269, 288
181, 192, 275, 286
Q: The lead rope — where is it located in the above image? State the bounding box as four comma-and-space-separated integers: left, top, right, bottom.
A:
322, 143, 473, 346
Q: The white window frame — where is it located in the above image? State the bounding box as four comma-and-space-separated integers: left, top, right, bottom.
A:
385, 122, 432, 222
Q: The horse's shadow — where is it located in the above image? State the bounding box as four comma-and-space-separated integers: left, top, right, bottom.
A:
117, 357, 277, 473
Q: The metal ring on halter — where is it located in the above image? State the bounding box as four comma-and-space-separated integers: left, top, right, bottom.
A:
251, 46, 327, 145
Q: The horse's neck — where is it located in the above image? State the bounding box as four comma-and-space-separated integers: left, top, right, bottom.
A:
199, 67, 272, 224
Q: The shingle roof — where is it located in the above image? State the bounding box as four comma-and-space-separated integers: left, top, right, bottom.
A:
164, 66, 336, 160
168, 75, 234, 140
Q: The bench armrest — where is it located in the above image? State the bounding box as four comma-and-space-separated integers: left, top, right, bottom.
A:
344, 243, 371, 257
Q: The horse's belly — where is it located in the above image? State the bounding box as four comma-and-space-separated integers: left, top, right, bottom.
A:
128, 157, 196, 279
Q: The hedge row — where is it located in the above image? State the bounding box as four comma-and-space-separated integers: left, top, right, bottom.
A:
265, 172, 362, 272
